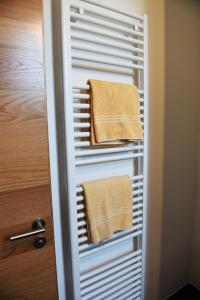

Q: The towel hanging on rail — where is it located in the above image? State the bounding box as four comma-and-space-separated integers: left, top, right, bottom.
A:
82, 175, 133, 244
88, 79, 143, 146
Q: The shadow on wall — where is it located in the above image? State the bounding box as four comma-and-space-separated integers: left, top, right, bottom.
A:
160, 0, 200, 299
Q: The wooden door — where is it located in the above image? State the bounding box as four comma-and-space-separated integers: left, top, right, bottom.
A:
0, 0, 58, 299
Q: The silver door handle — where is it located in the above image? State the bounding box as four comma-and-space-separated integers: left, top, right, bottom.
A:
10, 218, 46, 241
10, 228, 46, 241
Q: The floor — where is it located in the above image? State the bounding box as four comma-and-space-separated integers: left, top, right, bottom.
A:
168, 285, 200, 300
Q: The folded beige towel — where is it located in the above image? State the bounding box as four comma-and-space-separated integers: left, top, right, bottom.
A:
82, 175, 133, 244
88, 79, 143, 145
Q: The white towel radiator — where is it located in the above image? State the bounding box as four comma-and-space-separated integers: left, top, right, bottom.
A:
43, 0, 148, 299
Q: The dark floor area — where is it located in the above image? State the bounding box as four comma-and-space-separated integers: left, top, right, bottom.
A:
168, 284, 200, 300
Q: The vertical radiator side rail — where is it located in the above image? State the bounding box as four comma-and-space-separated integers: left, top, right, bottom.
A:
43, 0, 81, 299
60, 0, 81, 297
43, 1, 66, 299
141, 14, 149, 300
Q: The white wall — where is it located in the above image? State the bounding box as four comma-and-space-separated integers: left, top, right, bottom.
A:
159, 0, 200, 298
190, 2, 200, 288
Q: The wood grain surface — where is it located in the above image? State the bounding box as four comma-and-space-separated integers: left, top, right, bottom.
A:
0, 0, 50, 192
0, 0, 58, 299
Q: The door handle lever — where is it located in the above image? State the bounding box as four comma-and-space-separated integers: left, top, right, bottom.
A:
10, 228, 46, 241
10, 218, 46, 241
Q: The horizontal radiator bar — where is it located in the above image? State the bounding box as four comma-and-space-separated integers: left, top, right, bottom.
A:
70, 12, 144, 36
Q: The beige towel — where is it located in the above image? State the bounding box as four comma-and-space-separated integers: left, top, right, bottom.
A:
82, 176, 133, 244
88, 79, 143, 145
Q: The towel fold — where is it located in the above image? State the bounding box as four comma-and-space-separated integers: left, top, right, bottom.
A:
88, 79, 143, 145
82, 175, 133, 244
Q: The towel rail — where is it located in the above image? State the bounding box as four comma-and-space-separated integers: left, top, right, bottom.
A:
75, 145, 143, 157
104, 282, 142, 300
76, 176, 143, 192
74, 112, 144, 119
71, 3, 144, 23
72, 95, 144, 104
44, 0, 147, 298
74, 140, 143, 147
81, 263, 142, 295
71, 33, 144, 53
73, 94, 90, 99
72, 43, 144, 62
74, 123, 90, 129
116, 290, 141, 300
74, 112, 90, 119
77, 216, 140, 236
72, 61, 135, 75
79, 229, 142, 256
81, 272, 142, 300
75, 141, 91, 147
72, 53, 144, 70
77, 199, 143, 216
78, 221, 143, 243
72, 85, 144, 165
110, 289, 141, 300
72, 84, 144, 95
73, 103, 89, 109
77, 195, 143, 213
76, 191, 143, 203
78, 224, 143, 246
74, 132, 90, 138
74, 120, 142, 130
80, 249, 142, 281
46, 2, 148, 298
75, 153, 144, 166
76, 0, 144, 24
73, 103, 144, 110
70, 12, 144, 37
76, 176, 144, 249
71, 23, 144, 45
81, 266, 142, 296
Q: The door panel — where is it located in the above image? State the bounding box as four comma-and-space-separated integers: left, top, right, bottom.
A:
0, 248, 56, 300
0, 186, 53, 259
0, 0, 49, 192
0, 0, 58, 299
